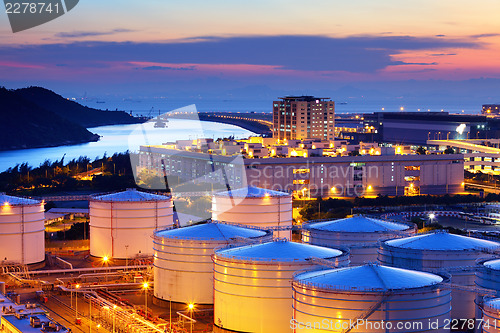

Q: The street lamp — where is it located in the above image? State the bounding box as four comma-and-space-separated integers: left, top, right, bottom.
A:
427, 213, 436, 228
143, 282, 149, 319
113, 305, 117, 333
75, 284, 80, 320
188, 303, 195, 333
102, 256, 110, 282
89, 296, 92, 333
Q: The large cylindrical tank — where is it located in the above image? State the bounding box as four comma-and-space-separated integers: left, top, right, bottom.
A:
302, 215, 415, 265
212, 186, 293, 239
476, 258, 500, 293
213, 240, 349, 333
482, 298, 500, 333
475, 258, 500, 325
0, 193, 44, 265
292, 264, 451, 332
90, 188, 173, 259
153, 221, 272, 307
379, 230, 500, 320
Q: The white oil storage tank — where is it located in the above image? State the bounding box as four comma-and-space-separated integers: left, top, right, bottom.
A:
379, 230, 500, 320
0, 193, 45, 265
90, 188, 173, 259
292, 264, 451, 332
476, 258, 500, 294
212, 186, 293, 239
153, 221, 272, 308
475, 258, 500, 324
482, 298, 500, 333
302, 215, 416, 265
213, 240, 349, 333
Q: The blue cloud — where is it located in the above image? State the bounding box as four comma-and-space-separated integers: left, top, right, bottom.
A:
140, 66, 195, 71
55, 29, 134, 38
0, 35, 480, 73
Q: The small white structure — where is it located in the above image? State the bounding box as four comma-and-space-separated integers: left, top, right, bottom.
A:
212, 186, 293, 239
292, 264, 451, 332
302, 215, 415, 265
482, 297, 500, 333
379, 230, 500, 319
0, 193, 45, 265
153, 222, 272, 307
90, 188, 173, 259
213, 240, 349, 333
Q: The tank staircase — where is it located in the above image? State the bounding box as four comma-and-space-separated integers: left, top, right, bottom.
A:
341, 293, 392, 333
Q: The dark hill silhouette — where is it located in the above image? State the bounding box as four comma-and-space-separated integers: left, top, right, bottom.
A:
15, 86, 139, 128
0, 87, 99, 151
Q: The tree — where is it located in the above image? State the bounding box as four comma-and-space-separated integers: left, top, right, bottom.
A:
416, 146, 427, 155
444, 147, 455, 154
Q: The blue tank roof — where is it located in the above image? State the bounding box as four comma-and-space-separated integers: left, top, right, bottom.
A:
385, 230, 500, 251
214, 186, 290, 198
155, 222, 268, 241
484, 258, 500, 270
0, 193, 40, 206
215, 240, 343, 262
294, 264, 443, 291
485, 297, 500, 310
92, 188, 170, 202
304, 215, 409, 233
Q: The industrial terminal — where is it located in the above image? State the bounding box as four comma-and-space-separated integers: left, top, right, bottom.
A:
2, 97, 500, 333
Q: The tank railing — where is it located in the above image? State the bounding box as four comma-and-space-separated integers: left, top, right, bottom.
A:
88, 188, 172, 202
363, 214, 418, 230
304, 256, 350, 269
214, 253, 332, 263
475, 256, 500, 268
211, 236, 272, 254
292, 280, 445, 293
213, 237, 285, 255
302, 214, 417, 232
401, 210, 500, 225
380, 244, 500, 259
439, 282, 499, 296
380, 230, 500, 253
152, 219, 274, 240
431, 265, 480, 274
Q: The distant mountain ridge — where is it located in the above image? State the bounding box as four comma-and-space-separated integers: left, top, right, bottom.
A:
16, 86, 139, 128
0, 86, 142, 151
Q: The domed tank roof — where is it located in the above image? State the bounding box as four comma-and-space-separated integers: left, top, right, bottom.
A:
485, 297, 500, 310
92, 188, 171, 202
294, 264, 443, 291
216, 240, 343, 262
304, 215, 409, 233
385, 230, 500, 251
484, 258, 500, 270
0, 193, 40, 206
214, 186, 290, 198
155, 222, 269, 241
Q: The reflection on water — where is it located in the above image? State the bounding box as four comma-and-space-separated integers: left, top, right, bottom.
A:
0, 118, 253, 171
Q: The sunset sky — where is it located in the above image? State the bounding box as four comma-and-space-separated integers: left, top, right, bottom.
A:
1, 0, 500, 109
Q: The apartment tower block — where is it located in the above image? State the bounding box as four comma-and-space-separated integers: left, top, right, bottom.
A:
273, 96, 335, 141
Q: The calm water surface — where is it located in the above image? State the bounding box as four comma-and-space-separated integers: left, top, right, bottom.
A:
0, 118, 253, 171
